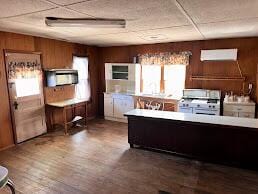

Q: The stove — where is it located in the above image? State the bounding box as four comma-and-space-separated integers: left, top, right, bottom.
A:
178, 89, 221, 115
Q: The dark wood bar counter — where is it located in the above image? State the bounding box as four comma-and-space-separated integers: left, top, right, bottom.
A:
124, 109, 258, 169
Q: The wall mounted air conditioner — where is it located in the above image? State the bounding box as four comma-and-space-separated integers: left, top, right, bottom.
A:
200, 49, 238, 61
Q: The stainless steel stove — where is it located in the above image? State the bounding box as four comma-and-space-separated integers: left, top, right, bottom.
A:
178, 89, 221, 115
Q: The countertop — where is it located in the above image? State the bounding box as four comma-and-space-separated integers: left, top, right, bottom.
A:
124, 109, 258, 129
47, 98, 87, 108
223, 100, 256, 106
104, 92, 182, 101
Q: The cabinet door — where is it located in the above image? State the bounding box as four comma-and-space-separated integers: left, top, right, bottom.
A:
128, 64, 135, 81
105, 63, 112, 80
123, 98, 134, 113
114, 98, 124, 118
104, 97, 113, 117
239, 112, 255, 118
223, 111, 238, 117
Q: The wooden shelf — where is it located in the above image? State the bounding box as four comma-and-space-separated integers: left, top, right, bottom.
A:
190, 76, 246, 81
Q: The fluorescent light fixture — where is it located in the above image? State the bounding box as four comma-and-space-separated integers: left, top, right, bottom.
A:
45, 17, 126, 28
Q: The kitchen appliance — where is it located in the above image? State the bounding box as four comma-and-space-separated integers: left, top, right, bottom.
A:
45, 69, 78, 87
178, 89, 221, 115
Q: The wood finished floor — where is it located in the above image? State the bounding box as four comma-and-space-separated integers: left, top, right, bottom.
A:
1, 119, 258, 194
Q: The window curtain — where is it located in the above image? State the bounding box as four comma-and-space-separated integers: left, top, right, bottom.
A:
138, 51, 191, 66
8, 60, 42, 80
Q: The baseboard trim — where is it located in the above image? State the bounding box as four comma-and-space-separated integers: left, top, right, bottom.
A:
0, 144, 15, 152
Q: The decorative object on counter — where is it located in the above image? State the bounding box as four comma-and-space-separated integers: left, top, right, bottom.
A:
138, 51, 191, 66
114, 85, 121, 93
0, 166, 15, 194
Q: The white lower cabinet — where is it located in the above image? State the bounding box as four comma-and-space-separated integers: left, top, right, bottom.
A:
104, 93, 134, 122
104, 95, 113, 117
223, 102, 255, 118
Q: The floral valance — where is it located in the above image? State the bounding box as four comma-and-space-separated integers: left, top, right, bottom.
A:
138, 51, 191, 66
8, 60, 42, 80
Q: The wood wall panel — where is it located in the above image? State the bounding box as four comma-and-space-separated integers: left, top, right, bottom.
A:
0, 32, 14, 150
0, 32, 99, 150
99, 38, 258, 115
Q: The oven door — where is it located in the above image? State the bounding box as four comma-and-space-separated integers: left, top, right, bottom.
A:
193, 108, 219, 115
178, 107, 193, 113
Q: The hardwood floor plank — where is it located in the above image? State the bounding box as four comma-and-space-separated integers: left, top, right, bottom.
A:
1, 119, 258, 194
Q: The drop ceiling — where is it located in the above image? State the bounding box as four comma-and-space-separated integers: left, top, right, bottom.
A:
0, 0, 258, 46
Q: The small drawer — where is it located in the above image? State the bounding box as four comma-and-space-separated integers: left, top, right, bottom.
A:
224, 104, 255, 113
238, 112, 255, 118
223, 111, 238, 117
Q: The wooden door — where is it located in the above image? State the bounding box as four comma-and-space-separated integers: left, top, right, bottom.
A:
5, 51, 46, 143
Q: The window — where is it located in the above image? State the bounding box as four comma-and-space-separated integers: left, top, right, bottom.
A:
141, 64, 186, 96
164, 65, 186, 97
142, 65, 161, 94
15, 77, 40, 97
73, 56, 90, 100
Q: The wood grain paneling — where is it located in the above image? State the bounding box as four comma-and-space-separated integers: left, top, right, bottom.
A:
99, 38, 258, 115
0, 32, 14, 150
0, 32, 100, 150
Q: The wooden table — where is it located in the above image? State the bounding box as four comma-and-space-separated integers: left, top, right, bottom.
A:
47, 99, 88, 134
125, 109, 258, 170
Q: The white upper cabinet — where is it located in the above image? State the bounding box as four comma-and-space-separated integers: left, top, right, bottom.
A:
105, 63, 140, 81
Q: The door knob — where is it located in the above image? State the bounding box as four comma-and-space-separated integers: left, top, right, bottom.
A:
13, 101, 18, 110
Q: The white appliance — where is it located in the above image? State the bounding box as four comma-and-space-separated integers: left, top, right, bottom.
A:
178, 89, 221, 115
200, 49, 238, 61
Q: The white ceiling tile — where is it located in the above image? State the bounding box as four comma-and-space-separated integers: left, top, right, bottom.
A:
7, 8, 89, 28
68, 0, 190, 30
136, 26, 203, 43
46, 0, 87, 6
0, 0, 55, 18
71, 32, 148, 46
0, 20, 73, 40
178, 0, 258, 24
198, 18, 258, 39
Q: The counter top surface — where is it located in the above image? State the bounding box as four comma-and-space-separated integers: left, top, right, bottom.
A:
104, 92, 181, 101
47, 98, 87, 108
223, 100, 256, 105
124, 109, 258, 129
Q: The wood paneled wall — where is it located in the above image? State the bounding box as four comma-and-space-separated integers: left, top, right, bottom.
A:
98, 38, 258, 115
0, 32, 100, 150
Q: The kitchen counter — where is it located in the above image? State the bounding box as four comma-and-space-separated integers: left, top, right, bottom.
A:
125, 109, 258, 170
223, 100, 255, 106
104, 92, 181, 101
125, 109, 258, 129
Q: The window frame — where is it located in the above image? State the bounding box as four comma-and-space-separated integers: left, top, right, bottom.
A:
72, 54, 91, 102
140, 64, 186, 94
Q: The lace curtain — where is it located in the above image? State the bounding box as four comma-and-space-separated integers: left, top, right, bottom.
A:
138, 51, 191, 66
8, 60, 42, 80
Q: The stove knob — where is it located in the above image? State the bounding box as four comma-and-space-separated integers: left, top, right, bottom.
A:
183, 104, 185, 107
186, 104, 189, 107
209, 105, 211, 108
197, 104, 200, 107
213, 105, 215, 108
